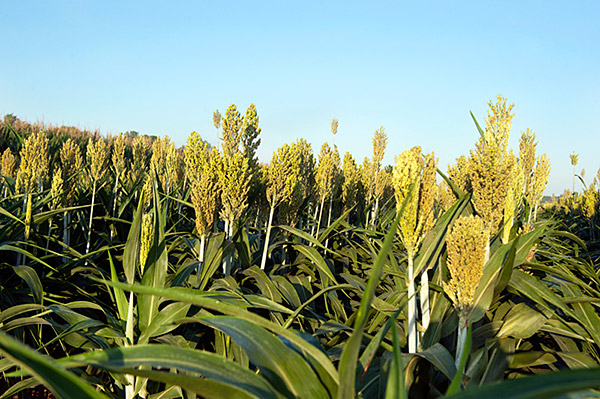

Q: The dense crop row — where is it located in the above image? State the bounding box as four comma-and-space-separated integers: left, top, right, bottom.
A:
1, 96, 600, 398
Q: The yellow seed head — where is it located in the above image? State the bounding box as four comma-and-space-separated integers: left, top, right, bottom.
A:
111, 133, 127, 181
213, 109, 222, 131
519, 129, 537, 198
484, 94, 514, 154
218, 149, 251, 225
342, 152, 359, 211
86, 138, 109, 184
570, 152, 579, 167
24, 193, 33, 240
532, 154, 551, 207
502, 151, 523, 243
50, 167, 64, 211
331, 118, 339, 136
393, 146, 423, 257
16, 131, 49, 193
1, 149, 17, 179
393, 147, 439, 258
316, 143, 341, 203
221, 104, 243, 159
139, 212, 154, 273
447, 155, 472, 196
442, 215, 488, 313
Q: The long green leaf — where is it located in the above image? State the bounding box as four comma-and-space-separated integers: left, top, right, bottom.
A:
0, 331, 107, 399
446, 367, 600, 399
203, 316, 330, 398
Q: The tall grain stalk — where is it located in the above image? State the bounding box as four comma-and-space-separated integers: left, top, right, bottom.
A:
185, 132, 219, 284
392, 147, 437, 353
1, 149, 17, 199
261, 144, 299, 269
442, 215, 487, 369
110, 134, 126, 240
85, 138, 108, 263
469, 95, 515, 262
15, 131, 49, 265
59, 139, 83, 260
315, 143, 338, 246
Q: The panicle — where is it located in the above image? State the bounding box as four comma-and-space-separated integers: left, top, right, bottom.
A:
50, 167, 64, 211
111, 133, 127, 181
86, 138, 109, 183
139, 212, 154, 274
442, 215, 488, 313
1, 148, 17, 179
16, 131, 49, 193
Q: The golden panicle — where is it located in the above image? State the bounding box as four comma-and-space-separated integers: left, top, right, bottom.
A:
24, 193, 33, 240
111, 133, 127, 181
418, 152, 438, 234
295, 138, 316, 201
469, 131, 514, 233
570, 152, 579, 167
16, 131, 50, 194
342, 152, 360, 211
331, 118, 339, 136
447, 155, 471, 196
363, 127, 388, 201
582, 185, 597, 223
59, 139, 83, 206
150, 136, 178, 193
50, 167, 64, 211
316, 143, 340, 203
392, 146, 423, 257
484, 94, 514, 154
374, 169, 391, 202
185, 131, 209, 183
60, 138, 84, 173
519, 129, 537, 197
86, 138, 109, 183
139, 212, 154, 273
221, 104, 243, 159
438, 181, 456, 212
502, 151, 522, 243
442, 215, 488, 313
130, 136, 149, 185
1, 148, 17, 179
241, 104, 261, 171
165, 141, 179, 193
213, 109, 222, 131
530, 154, 551, 221
218, 149, 251, 225
266, 143, 299, 207
190, 169, 218, 238
372, 127, 388, 168
393, 147, 439, 257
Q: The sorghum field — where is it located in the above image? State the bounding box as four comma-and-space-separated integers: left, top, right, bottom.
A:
2, 96, 600, 398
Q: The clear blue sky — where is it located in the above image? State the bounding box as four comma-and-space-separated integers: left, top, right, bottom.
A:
1, 1, 598, 194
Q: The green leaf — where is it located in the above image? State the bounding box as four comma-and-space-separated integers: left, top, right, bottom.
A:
446, 323, 472, 395
12, 266, 43, 304
293, 244, 337, 284
446, 367, 600, 399
203, 316, 330, 398
385, 321, 407, 399
60, 344, 279, 399
415, 343, 457, 382
497, 303, 548, 339
95, 278, 339, 396
139, 177, 169, 333
0, 330, 108, 399
122, 189, 144, 284
337, 187, 407, 399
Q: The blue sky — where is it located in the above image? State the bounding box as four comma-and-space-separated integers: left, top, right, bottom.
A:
1, 1, 598, 194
